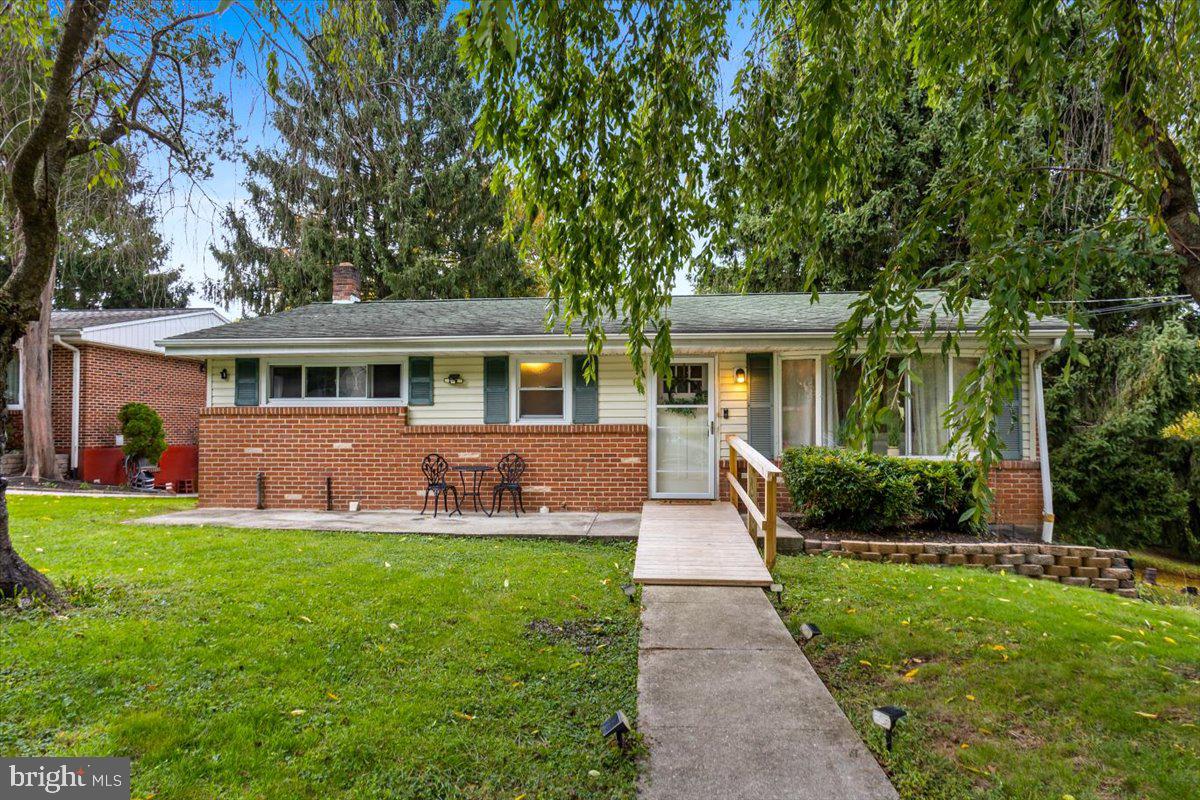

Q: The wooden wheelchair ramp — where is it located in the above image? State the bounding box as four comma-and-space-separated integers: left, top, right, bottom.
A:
633, 501, 773, 587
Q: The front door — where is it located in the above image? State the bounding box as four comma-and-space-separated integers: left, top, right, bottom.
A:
650, 359, 716, 498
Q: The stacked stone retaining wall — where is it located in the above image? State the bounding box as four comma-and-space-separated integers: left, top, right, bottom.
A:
802, 539, 1136, 598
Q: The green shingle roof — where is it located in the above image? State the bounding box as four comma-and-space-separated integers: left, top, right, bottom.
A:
164, 292, 1076, 343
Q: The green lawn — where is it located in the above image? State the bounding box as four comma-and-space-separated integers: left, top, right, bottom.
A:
773, 553, 1200, 800
0, 495, 639, 799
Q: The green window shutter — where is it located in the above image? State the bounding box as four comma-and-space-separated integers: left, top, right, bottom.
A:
747, 353, 774, 459
234, 358, 259, 406
572, 355, 599, 424
484, 356, 509, 423
996, 381, 1023, 460
409, 357, 434, 406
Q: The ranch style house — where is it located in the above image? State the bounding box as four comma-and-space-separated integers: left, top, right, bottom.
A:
159, 264, 1080, 534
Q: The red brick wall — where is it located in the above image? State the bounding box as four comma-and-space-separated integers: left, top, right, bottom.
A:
78, 343, 206, 449
989, 459, 1042, 530
4, 342, 206, 485
197, 406, 649, 511
51, 344, 73, 453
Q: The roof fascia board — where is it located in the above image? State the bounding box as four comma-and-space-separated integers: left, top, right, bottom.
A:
160, 329, 1078, 358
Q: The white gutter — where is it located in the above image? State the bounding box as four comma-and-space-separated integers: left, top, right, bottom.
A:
1033, 339, 1062, 543
53, 335, 81, 476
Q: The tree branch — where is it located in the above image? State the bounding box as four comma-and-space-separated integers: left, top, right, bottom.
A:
90, 8, 222, 149
9, 0, 111, 218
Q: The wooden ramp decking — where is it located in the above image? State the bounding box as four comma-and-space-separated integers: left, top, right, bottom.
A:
633, 501, 773, 587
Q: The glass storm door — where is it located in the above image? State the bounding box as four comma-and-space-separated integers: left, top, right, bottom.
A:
651, 360, 715, 498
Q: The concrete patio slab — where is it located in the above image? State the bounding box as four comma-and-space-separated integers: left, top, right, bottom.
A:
131, 507, 641, 541
637, 582, 897, 799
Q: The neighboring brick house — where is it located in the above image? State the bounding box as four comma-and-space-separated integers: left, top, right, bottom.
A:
5, 308, 228, 490
161, 263, 1083, 535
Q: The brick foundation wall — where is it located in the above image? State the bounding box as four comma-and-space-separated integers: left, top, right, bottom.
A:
198, 406, 649, 511
989, 460, 1042, 531
721, 456, 1044, 530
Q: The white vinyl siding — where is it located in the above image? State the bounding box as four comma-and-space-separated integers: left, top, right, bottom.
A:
406, 355, 485, 425
597, 353, 646, 424
717, 353, 748, 443
84, 310, 227, 352
208, 358, 236, 407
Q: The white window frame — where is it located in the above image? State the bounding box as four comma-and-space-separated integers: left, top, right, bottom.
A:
263, 357, 408, 406
511, 356, 572, 423
773, 353, 823, 455
814, 353, 990, 460
4, 346, 22, 411
903, 354, 981, 460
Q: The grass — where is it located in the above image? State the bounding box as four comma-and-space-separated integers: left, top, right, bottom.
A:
0, 495, 639, 799
773, 553, 1200, 800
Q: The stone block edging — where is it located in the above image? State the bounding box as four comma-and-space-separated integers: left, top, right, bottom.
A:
801, 538, 1136, 598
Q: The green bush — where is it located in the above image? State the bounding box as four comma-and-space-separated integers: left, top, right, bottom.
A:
780, 446, 980, 533
1046, 321, 1200, 558
117, 403, 167, 465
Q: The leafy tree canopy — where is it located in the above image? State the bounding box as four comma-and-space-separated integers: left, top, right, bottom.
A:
209, 0, 540, 316
460, 0, 1200, 510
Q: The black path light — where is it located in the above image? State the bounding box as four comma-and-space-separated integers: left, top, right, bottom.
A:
621, 583, 637, 603
872, 706, 907, 752
798, 622, 822, 644
768, 582, 784, 604
601, 710, 632, 748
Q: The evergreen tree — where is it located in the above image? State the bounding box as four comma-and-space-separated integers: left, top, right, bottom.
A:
209, 0, 537, 315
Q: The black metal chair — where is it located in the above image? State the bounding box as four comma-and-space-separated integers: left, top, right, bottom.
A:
490, 453, 527, 517
420, 454, 460, 517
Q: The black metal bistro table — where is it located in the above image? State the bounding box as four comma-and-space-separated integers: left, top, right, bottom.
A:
451, 464, 494, 515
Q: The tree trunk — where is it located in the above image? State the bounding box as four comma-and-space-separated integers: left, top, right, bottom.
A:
21, 267, 61, 482
0, 478, 61, 603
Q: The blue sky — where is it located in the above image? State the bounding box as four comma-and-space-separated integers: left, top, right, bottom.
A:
159, 2, 755, 316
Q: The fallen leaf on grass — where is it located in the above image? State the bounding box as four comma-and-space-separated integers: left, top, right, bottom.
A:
902, 668, 920, 682
298, 615, 313, 624
326, 691, 340, 700
289, 709, 306, 716
453, 711, 475, 721
1163, 636, 1177, 645
1134, 711, 1159, 719
859, 660, 872, 667
965, 695, 976, 702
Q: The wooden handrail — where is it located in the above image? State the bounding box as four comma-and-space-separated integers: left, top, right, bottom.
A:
726, 435, 780, 569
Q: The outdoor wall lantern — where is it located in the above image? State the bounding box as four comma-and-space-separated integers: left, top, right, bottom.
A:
734, 367, 747, 384
601, 710, 632, 749
872, 706, 907, 751
219, 368, 229, 381
443, 373, 464, 385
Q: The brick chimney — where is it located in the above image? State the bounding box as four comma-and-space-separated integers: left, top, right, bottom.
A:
332, 261, 361, 304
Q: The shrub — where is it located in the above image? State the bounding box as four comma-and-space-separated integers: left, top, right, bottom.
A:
1046, 321, 1200, 558
780, 446, 981, 533
117, 403, 167, 465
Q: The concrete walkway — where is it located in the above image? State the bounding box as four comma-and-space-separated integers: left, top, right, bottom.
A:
133, 507, 641, 541
638, 585, 897, 799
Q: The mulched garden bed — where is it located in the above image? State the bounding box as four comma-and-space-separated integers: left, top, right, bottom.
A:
782, 513, 1041, 544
